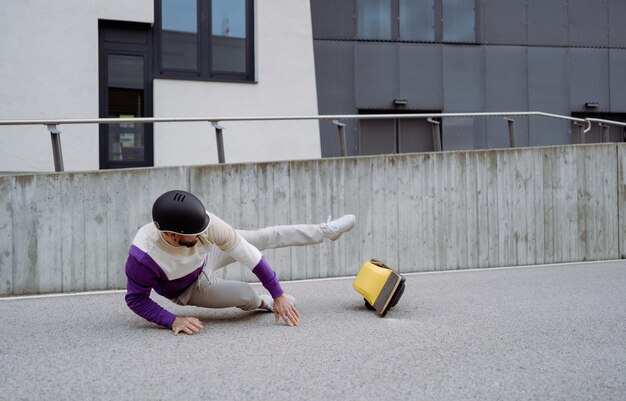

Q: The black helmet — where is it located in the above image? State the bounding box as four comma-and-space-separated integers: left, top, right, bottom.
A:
152, 190, 210, 235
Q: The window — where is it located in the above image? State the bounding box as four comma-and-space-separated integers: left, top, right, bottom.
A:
99, 21, 154, 169
161, 0, 198, 71
399, 0, 435, 42
212, 0, 248, 73
357, 0, 392, 40
107, 55, 148, 163
155, 0, 254, 81
356, 0, 476, 43
442, 0, 475, 42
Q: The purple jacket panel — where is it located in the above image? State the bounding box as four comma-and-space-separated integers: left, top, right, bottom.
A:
125, 245, 203, 328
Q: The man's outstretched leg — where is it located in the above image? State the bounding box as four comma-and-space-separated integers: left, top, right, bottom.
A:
206, 214, 355, 271
240, 214, 355, 248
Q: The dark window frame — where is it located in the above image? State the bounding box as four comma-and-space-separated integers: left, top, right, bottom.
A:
98, 20, 154, 170
154, 0, 255, 82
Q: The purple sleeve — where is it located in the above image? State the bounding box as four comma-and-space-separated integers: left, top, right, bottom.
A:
125, 256, 177, 329
252, 256, 284, 299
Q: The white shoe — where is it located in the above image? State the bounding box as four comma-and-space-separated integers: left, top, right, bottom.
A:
321, 214, 355, 241
259, 294, 296, 312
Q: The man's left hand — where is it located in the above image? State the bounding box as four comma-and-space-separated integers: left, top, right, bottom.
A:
273, 295, 300, 327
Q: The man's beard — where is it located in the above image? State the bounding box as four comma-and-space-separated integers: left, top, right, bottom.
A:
179, 238, 198, 248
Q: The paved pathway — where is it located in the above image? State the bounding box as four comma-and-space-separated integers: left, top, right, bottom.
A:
1, 261, 625, 401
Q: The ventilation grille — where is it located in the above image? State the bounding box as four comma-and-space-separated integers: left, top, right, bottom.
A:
173, 193, 186, 202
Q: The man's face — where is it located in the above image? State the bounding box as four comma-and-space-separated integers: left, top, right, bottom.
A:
162, 232, 200, 248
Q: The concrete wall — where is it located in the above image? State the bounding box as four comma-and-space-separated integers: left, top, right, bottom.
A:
1, 143, 624, 296
0, 0, 320, 172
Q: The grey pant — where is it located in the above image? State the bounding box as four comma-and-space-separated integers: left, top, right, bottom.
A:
172, 223, 324, 310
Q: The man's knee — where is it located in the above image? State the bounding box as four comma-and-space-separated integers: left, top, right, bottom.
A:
242, 228, 271, 250
236, 285, 262, 311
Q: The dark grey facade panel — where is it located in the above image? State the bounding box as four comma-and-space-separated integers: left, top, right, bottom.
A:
310, 0, 355, 40
486, 115, 529, 149
529, 118, 571, 146
398, 44, 443, 110
359, 119, 396, 155
314, 41, 355, 113
488, 116, 528, 148
609, 0, 626, 48
569, 48, 610, 113
527, 47, 571, 145
480, 0, 527, 45
610, 49, 626, 112
485, 46, 528, 112
355, 42, 398, 109
399, 118, 436, 152
485, 46, 529, 147
320, 118, 359, 157
528, 47, 569, 114
527, 0, 568, 46
442, 46, 485, 151
568, 0, 609, 48
443, 46, 484, 112
355, 43, 445, 110
309, 0, 626, 157
442, 117, 481, 151
313, 41, 357, 157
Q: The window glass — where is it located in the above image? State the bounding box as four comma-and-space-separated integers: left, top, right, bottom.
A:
161, 0, 198, 70
211, 0, 247, 73
399, 0, 435, 41
156, 0, 254, 80
108, 54, 144, 89
107, 55, 146, 162
357, 0, 392, 40
442, 0, 475, 42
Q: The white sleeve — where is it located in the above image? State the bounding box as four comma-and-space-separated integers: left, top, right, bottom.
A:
202, 213, 262, 268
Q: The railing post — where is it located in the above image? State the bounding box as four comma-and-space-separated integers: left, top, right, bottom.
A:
505, 118, 516, 148
332, 120, 347, 156
427, 118, 442, 151
46, 124, 64, 172
600, 122, 610, 142
574, 122, 586, 144
211, 121, 225, 164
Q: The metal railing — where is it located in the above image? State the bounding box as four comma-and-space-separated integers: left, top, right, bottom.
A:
586, 117, 626, 143
0, 111, 608, 172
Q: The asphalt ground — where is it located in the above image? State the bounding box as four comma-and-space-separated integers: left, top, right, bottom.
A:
1, 261, 625, 401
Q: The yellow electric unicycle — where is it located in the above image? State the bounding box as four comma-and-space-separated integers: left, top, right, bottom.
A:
353, 259, 406, 316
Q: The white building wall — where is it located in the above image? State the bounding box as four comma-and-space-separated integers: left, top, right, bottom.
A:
154, 0, 320, 166
0, 0, 319, 172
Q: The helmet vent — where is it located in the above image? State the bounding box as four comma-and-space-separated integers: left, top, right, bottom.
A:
173, 193, 186, 202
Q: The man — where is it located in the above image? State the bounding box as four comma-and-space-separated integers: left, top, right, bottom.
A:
125, 190, 355, 335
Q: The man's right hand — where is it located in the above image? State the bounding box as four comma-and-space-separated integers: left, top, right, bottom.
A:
273, 294, 301, 327
172, 316, 203, 335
